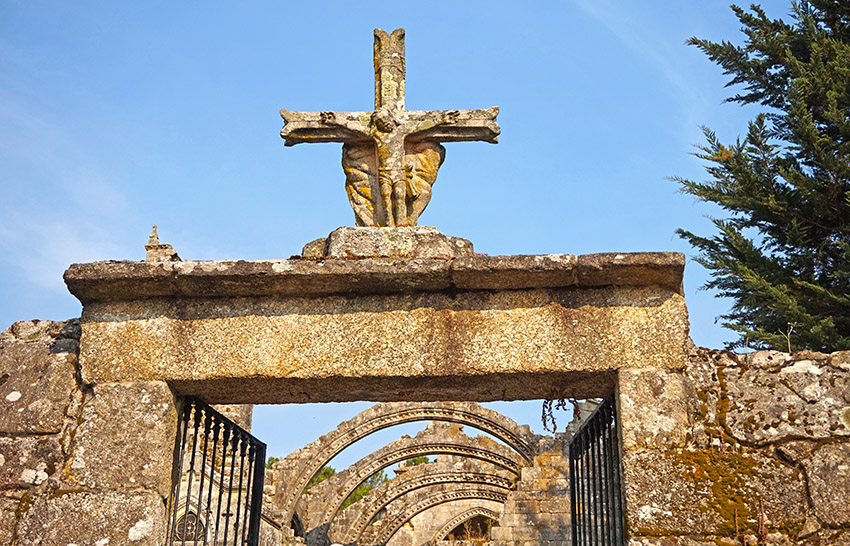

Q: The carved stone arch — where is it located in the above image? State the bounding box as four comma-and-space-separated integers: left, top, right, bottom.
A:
431, 506, 500, 543
171, 500, 207, 542
360, 485, 508, 546
305, 424, 523, 531
291, 511, 305, 538
276, 401, 537, 525
329, 461, 513, 544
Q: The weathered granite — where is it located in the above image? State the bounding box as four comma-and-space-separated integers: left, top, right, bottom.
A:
618, 368, 692, 451
0, 436, 63, 490
489, 445, 572, 546
63, 252, 685, 301
64, 252, 687, 404
0, 321, 78, 434
620, 349, 850, 545
330, 459, 512, 545
805, 442, 850, 526
212, 402, 254, 431
724, 360, 850, 444
303, 226, 473, 259
14, 490, 166, 545
622, 448, 807, 536
62, 380, 177, 497
391, 500, 503, 546
302, 421, 519, 542
75, 285, 686, 404
272, 401, 536, 531
145, 224, 180, 262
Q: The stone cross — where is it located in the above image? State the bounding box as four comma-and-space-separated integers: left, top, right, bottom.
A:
280, 28, 500, 227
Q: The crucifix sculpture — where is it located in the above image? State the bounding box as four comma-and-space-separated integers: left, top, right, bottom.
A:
280, 28, 500, 227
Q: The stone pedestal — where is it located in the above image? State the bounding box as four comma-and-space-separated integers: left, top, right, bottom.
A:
302, 226, 473, 259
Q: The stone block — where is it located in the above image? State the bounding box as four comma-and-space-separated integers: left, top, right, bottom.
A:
212, 403, 254, 431
622, 448, 806, 537
830, 351, 850, 371
723, 361, 850, 444
14, 490, 165, 545
618, 368, 692, 451
575, 252, 684, 293
451, 254, 577, 290
313, 226, 474, 259
0, 494, 21, 545
0, 436, 63, 490
78, 285, 688, 404
0, 332, 77, 434
804, 441, 850, 526
63, 381, 177, 497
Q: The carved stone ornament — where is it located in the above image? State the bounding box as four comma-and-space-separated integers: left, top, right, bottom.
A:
280, 28, 500, 227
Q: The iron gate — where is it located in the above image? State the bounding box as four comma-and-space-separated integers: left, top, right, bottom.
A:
166, 397, 266, 546
568, 398, 625, 546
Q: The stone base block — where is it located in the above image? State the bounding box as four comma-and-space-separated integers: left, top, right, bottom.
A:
302, 226, 473, 259
14, 490, 165, 545
63, 381, 177, 497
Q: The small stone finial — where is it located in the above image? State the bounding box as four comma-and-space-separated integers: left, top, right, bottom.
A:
144, 225, 181, 262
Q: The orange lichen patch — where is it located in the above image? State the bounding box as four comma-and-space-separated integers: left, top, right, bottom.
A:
676, 450, 756, 534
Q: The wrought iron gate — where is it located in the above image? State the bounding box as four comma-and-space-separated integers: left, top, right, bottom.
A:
166, 397, 266, 546
568, 398, 625, 546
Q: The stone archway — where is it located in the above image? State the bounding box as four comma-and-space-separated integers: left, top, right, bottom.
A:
360, 486, 509, 546
53, 251, 689, 546
276, 402, 537, 526
330, 461, 513, 545
297, 422, 522, 538
431, 506, 500, 543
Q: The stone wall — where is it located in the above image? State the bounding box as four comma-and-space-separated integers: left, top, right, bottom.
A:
489, 436, 572, 546
0, 319, 175, 545
619, 348, 850, 545
0, 319, 258, 546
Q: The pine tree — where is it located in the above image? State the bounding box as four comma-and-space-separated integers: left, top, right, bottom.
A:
676, 1, 850, 351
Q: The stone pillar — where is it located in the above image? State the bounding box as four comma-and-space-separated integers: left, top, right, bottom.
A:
15, 380, 178, 545
0, 318, 180, 545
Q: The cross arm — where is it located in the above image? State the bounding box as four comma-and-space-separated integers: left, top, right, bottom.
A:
280, 110, 372, 146
405, 106, 500, 143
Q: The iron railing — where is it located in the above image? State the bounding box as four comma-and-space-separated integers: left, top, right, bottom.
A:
166, 397, 266, 546
569, 398, 625, 546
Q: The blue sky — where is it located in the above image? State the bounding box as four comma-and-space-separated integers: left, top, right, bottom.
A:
1, 1, 789, 465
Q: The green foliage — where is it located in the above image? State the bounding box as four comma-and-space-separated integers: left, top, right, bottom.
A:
306, 465, 336, 491
402, 456, 431, 467
340, 469, 388, 509
676, 1, 850, 351
265, 456, 280, 470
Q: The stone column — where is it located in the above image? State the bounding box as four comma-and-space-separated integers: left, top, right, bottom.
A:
1, 319, 180, 545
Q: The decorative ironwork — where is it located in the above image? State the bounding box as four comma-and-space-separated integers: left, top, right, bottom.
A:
569, 398, 625, 546
174, 512, 205, 541
166, 397, 266, 546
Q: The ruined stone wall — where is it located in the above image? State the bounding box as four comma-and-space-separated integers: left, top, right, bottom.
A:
619, 348, 850, 546
389, 498, 503, 546
489, 436, 572, 546
0, 319, 176, 545
0, 320, 259, 546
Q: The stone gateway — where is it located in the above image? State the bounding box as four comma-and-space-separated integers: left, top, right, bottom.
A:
1, 27, 849, 546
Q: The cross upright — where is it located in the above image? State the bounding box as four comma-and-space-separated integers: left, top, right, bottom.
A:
280, 28, 500, 227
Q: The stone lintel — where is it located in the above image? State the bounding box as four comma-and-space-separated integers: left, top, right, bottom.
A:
64, 252, 684, 304
76, 282, 689, 403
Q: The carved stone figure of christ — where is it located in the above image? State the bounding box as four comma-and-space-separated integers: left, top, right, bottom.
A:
280, 28, 500, 227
